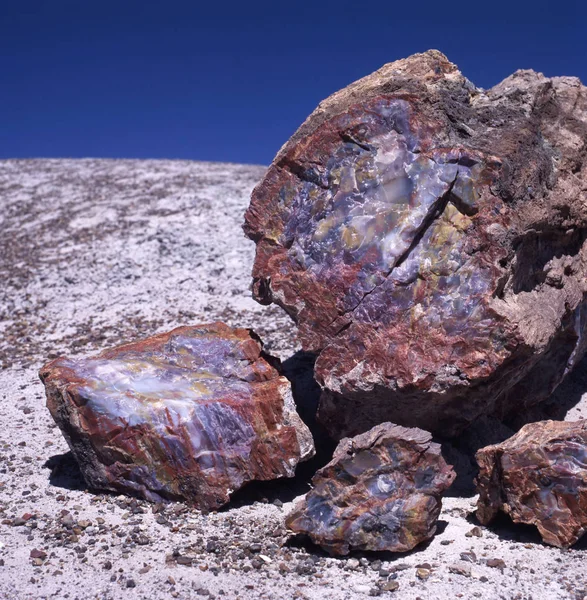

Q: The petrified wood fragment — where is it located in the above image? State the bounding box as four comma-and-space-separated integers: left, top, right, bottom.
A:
40, 323, 314, 510
476, 420, 587, 548
285, 423, 455, 555
244, 50, 587, 439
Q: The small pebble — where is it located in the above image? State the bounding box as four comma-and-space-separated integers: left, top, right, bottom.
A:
486, 558, 506, 570
380, 581, 400, 592
465, 526, 483, 538
448, 563, 471, 577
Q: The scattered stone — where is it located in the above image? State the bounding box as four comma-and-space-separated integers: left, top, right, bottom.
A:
29, 549, 47, 561
459, 551, 477, 563
380, 581, 400, 592
345, 558, 360, 570
416, 568, 431, 580
244, 50, 587, 440
285, 423, 455, 555
40, 323, 314, 510
486, 558, 506, 570
370, 560, 382, 572
476, 420, 587, 548
465, 527, 483, 538
448, 563, 471, 577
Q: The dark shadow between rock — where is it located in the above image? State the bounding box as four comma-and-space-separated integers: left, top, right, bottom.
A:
440, 416, 515, 498
472, 510, 546, 546
441, 356, 586, 499
227, 351, 337, 510
223, 453, 330, 510
506, 353, 587, 430
281, 350, 334, 458
44, 452, 86, 492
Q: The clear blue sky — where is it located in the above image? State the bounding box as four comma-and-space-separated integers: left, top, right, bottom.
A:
1, 1, 585, 165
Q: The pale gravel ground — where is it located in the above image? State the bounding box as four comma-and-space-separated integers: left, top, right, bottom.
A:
1, 158, 586, 600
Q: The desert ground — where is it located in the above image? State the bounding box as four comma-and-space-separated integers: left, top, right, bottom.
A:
1, 158, 586, 600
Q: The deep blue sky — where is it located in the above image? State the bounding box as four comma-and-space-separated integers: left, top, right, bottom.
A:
1, 1, 585, 165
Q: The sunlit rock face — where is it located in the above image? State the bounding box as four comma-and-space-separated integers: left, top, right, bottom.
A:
285, 423, 455, 555
476, 420, 587, 548
40, 323, 314, 510
244, 50, 587, 439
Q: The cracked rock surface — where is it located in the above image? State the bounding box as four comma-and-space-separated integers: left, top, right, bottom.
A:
244, 50, 587, 439
286, 423, 455, 555
40, 322, 314, 510
476, 419, 587, 548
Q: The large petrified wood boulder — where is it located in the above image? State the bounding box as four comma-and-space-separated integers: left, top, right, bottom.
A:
476, 420, 587, 548
285, 423, 455, 555
244, 50, 587, 439
40, 322, 314, 510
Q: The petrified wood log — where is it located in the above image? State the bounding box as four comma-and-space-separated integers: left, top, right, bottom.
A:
285, 423, 455, 555
40, 323, 314, 510
476, 420, 587, 548
244, 50, 587, 439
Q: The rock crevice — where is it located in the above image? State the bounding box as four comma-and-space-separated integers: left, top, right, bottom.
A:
244, 50, 587, 439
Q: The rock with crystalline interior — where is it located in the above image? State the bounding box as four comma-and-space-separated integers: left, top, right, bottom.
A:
476, 419, 587, 548
40, 322, 315, 510
285, 423, 455, 555
244, 49, 587, 440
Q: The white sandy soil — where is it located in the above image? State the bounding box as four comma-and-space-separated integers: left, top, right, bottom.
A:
1, 159, 586, 600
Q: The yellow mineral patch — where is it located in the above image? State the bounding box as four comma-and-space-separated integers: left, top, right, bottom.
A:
341, 225, 362, 250
339, 166, 358, 194
308, 186, 322, 200
329, 166, 342, 187
314, 217, 335, 241
191, 381, 210, 395
444, 203, 472, 231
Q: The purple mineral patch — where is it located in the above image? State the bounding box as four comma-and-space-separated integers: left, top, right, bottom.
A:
285, 422, 455, 555
40, 322, 314, 510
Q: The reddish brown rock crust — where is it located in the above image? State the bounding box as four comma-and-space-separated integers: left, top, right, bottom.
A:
40, 322, 314, 510
476, 420, 587, 548
244, 50, 587, 439
285, 423, 455, 555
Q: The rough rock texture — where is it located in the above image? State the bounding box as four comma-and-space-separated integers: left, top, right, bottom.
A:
244, 50, 587, 439
2, 159, 587, 600
40, 322, 314, 510
285, 423, 455, 555
476, 419, 587, 548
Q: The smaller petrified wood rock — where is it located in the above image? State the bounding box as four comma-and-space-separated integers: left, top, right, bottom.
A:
285, 423, 455, 555
40, 322, 314, 510
476, 420, 587, 548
